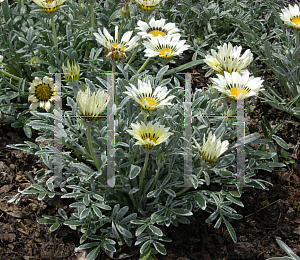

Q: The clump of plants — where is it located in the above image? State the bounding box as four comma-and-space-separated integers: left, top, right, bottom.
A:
1, 0, 291, 259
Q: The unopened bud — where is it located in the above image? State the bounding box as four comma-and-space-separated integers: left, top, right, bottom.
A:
120, 3, 130, 19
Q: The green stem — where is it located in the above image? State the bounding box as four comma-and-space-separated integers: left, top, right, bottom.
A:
296, 32, 299, 75
87, 125, 101, 169
149, 166, 161, 192
138, 153, 149, 197
127, 16, 148, 65
20, 0, 24, 7
176, 166, 205, 197
0, 69, 28, 85
216, 93, 224, 107
127, 37, 142, 65
144, 112, 147, 124
51, 16, 58, 58
137, 57, 151, 74
91, 4, 95, 33
112, 64, 118, 108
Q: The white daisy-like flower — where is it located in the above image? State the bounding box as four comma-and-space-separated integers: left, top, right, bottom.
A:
280, 4, 300, 30
94, 26, 139, 60
144, 35, 189, 59
136, 18, 180, 39
211, 71, 264, 100
76, 87, 110, 119
32, 0, 66, 12
127, 121, 173, 149
28, 76, 60, 112
203, 42, 253, 75
135, 0, 162, 11
193, 132, 229, 163
124, 79, 175, 112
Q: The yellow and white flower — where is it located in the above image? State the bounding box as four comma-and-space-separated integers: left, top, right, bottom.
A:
280, 4, 300, 30
203, 42, 253, 75
211, 71, 264, 100
193, 132, 229, 163
76, 87, 110, 119
136, 18, 180, 39
28, 76, 60, 112
32, 0, 66, 12
135, 0, 162, 11
62, 60, 80, 82
127, 121, 173, 149
144, 35, 189, 59
124, 79, 175, 112
94, 26, 139, 60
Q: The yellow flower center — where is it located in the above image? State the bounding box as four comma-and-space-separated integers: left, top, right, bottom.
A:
46, 0, 54, 3
146, 27, 167, 37
202, 152, 217, 163
141, 132, 159, 148
111, 42, 126, 50
35, 84, 52, 101
158, 48, 173, 58
42, 6, 60, 12
139, 4, 157, 10
291, 16, 300, 25
140, 97, 158, 110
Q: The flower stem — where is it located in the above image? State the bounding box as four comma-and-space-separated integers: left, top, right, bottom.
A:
176, 166, 205, 197
137, 57, 151, 74
51, 16, 58, 58
90, 4, 95, 34
149, 166, 161, 192
112, 64, 118, 108
296, 32, 299, 73
127, 16, 148, 65
144, 112, 147, 124
87, 125, 101, 169
127, 37, 142, 65
138, 153, 149, 197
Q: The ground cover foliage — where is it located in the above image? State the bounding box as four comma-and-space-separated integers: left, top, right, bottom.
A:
0, 0, 300, 259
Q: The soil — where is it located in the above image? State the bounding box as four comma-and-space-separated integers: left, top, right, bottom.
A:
1, 64, 300, 260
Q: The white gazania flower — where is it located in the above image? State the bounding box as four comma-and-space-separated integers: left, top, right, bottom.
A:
94, 26, 139, 60
193, 132, 229, 163
135, 0, 162, 11
280, 4, 300, 30
124, 79, 175, 112
136, 18, 180, 39
32, 0, 66, 12
203, 42, 253, 75
144, 35, 189, 59
76, 87, 110, 119
127, 121, 173, 149
211, 71, 264, 100
28, 76, 60, 112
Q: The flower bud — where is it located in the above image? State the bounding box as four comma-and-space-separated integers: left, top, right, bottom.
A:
120, 2, 130, 19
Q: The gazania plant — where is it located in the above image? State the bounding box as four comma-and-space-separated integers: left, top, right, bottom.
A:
1, 0, 288, 259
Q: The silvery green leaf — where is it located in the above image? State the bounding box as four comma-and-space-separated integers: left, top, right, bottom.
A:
153, 241, 166, 255
80, 208, 90, 219
129, 165, 141, 180
50, 221, 61, 232
149, 225, 163, 236
58, 208, 68, 220
140, 241, 151, 255
223, 217, 237, 243
135, 224, 147, 236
